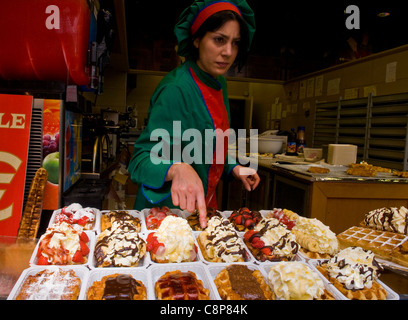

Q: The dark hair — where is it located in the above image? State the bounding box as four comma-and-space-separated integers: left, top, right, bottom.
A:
188, 10, 249, 71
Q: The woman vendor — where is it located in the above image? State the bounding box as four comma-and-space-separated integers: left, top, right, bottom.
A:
128, 0, 259, 228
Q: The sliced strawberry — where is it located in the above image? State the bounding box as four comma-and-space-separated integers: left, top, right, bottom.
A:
146, 233, 158, 251
37, 255, 50, 265
76, 216, 89, 226
161, 206, 170, 213
261, 247, 272, 255
149, 207, 160, 215
79, 232, 89, 243
244, 219, 255, 228
244, 230, 256, 241
80, 241, 89, 256
286, 221, 296, 230
252, 238, 265, 249
234, 215, 242, 225
156, 211, 167, 220
72, 250, 84, 263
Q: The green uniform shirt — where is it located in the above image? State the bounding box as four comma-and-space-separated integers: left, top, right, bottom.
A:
128, 60, 237, 210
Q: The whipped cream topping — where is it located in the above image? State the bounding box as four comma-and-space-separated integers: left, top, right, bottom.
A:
63, 203, 83, 214
71, 207, 96, 222
95, 220, 145, 267
293, 216, 339, 254
44, 222, 82, 258
155, 216, 195, 263
268, 262, 325, 300
254, 218, 298, 259
203, 216, 247, 263
364, 206, 408, 234
324, 246, 381, 290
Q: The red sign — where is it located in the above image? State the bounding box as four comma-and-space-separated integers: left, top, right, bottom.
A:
0, 94, 33, 236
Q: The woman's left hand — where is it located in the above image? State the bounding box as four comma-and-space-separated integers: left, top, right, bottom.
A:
232, 165, 261, 191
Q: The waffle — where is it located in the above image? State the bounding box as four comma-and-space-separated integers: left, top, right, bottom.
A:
337, 226, 408, 267
86, 274, 147, 300
187, 207, 222, 231
94, 221, 146, 267
17, 167, 48, 240
197, 216, 247, 263
229, 207, 262, 231
307, 166, 330, 174
298, 247, 333, 259
361, 206, 408, 235
155, 270, 210, 300
267, 262, 334, 300
101, 210, 141, 232
16, 268, 80, 300
214, 265, 274, 300
244, 218, 299, 262
291, 216, 339, 257
316, 264, 387, 300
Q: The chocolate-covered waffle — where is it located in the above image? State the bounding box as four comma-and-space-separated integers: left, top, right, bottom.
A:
214, 265, 274, 300
101, 210, 141, 232
155, 270, 210, 300
361, 206, 408, 235
187, 207, 222, 231
316, 247, 387, 300
229, 207, 262, 231
197, 216, 248, 263
87, 274, 147, 300
244, 217, 299, 262
94, 220, 146, 267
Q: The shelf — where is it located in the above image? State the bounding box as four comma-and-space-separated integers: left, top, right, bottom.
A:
313, 93, 408, 170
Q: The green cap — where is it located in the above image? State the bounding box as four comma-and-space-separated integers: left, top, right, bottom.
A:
175, 0, 256, 58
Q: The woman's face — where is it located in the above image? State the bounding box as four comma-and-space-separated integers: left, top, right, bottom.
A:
194, 20, 241, 77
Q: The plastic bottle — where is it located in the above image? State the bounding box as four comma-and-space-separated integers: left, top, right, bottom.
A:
286, 128, 298, 156
296, 126, 306, 154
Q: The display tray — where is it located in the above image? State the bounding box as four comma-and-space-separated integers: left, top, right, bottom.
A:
7, 265, 89, 300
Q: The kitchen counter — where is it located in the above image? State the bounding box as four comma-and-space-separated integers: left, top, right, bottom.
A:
234, 153, 408, 235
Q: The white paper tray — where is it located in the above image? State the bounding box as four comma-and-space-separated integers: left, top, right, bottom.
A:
29, 231, 95, 268
259, 260, 344, 300
97, 210, 147, 234
308, 259, 400, 300
48, 207, 101, 232
7, 265, 89, 300
80, 267, 153, 300
90, 232, 150, 268
149, 262, 219, 300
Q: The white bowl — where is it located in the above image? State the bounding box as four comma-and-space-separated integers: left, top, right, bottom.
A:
252, 137, 283, 154
303, 148, 323, 161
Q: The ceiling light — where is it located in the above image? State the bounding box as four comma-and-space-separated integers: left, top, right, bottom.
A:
377, 12, 390, 17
